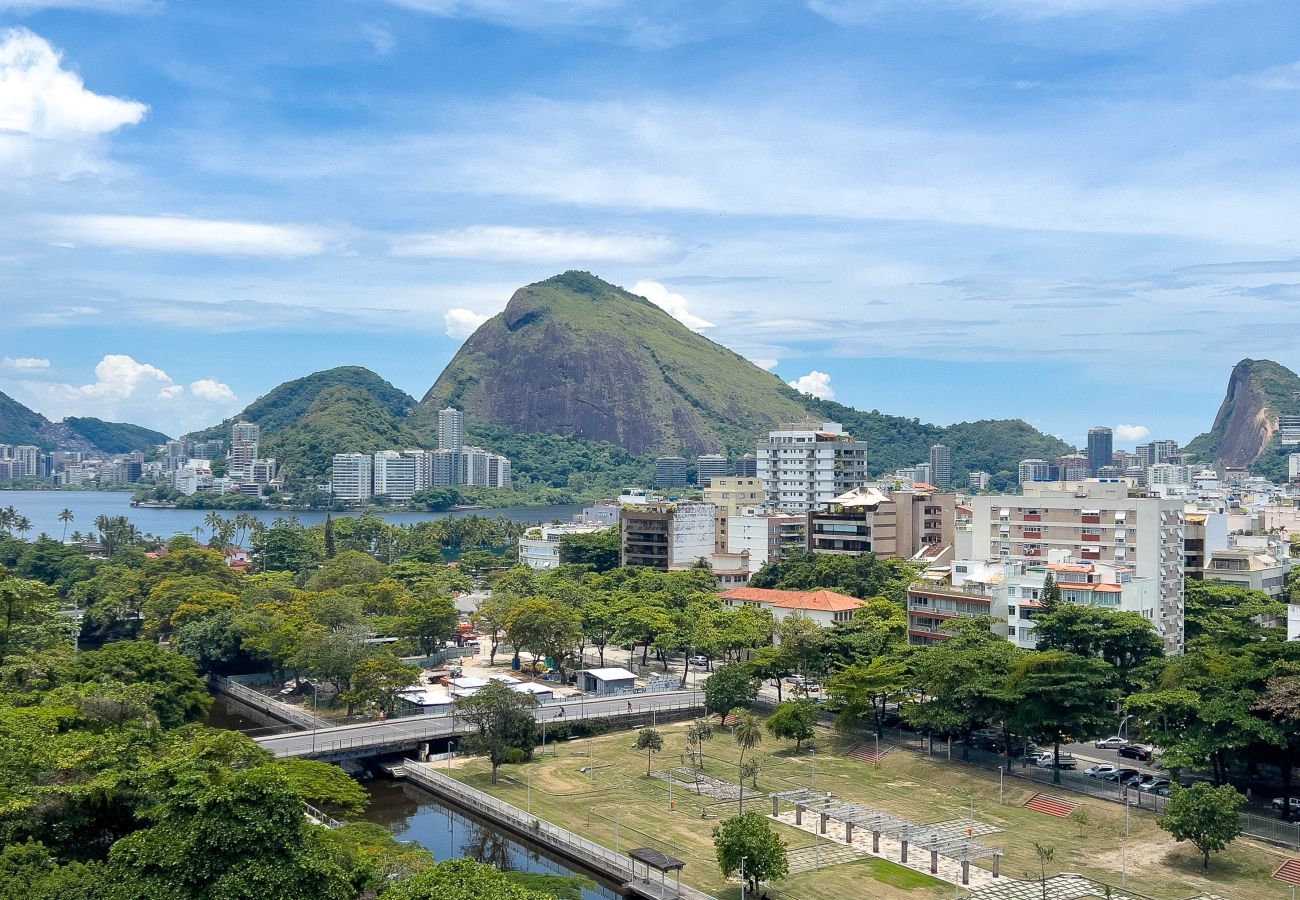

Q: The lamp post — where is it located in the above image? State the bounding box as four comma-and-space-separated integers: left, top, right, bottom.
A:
740, 856, 747, 900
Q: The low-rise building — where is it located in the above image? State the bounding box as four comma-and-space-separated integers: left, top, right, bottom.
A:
719, 586, 862, 627
805, 484, 955, 561
519, 523, 605, 570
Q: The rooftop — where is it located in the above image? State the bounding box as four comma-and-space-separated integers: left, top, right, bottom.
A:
720, 586, 864, 613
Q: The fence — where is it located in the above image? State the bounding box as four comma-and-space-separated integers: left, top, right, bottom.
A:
209, 674, 330, 730
405, 765, 715, 900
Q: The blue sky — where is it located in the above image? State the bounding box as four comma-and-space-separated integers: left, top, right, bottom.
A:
2, 0, 1299, 448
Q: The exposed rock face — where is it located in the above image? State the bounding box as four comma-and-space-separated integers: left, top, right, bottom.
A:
1187, 358, 1300, 469
420, 271, 810, 456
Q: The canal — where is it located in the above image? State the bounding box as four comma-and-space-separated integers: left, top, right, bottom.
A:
206, 697, 620, 899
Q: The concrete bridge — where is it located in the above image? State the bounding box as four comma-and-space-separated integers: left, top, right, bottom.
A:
252, 690, 705, 761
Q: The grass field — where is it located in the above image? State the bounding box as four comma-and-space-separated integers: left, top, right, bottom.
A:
450, 719, 1290, 899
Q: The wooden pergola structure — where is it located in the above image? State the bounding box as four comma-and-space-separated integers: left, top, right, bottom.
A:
629, 846, 686, 898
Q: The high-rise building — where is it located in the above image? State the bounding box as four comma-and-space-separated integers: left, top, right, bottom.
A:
1056, 453, 1090, 482
331, 453, 373, 504
806, 485, 955, 560
13, 446, 39, 479
228, 422, 260, 481
1018, 459, 1052, 485
756, 421, 868, 512
928, 444, 952, 489
619, 501, 716, 570
437, 407, 464, 451
696, 454, 729, 486
734, 455, 758, 478
654, 456, 690, 489
970, 480, 1185, 653
373, 450, 417, 501
431, 449, 460, 486
1289, 453, 1300, 482
1087, 426, 1113, 476
487, 454, 511, 488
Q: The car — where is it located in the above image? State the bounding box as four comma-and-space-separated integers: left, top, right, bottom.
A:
785, 674, 806, 684
1117, 744, 1154, 761
1123, 773, 1155, 788
1138, 778, 1170, 793
1094, 736, 1127, 750
1273, 797, 1300, 813
1101, 768, 1140, 783
688, 656, 710, 667
1083, 764, 1118, 779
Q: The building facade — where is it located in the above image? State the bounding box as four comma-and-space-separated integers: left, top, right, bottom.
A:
331, 453, 374, 504
1087, 426, 1113, 476
702, 476, 766, 552
619, 501, 715, 570
929, 444, 952, 489
654, 456, 690, 489
805, 485, 955, 561
756, 421, 868, 512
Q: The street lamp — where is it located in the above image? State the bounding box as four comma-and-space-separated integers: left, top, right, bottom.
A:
740, 856, 747, 900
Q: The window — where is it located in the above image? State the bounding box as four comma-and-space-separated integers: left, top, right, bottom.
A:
1008, 605, 1017, 616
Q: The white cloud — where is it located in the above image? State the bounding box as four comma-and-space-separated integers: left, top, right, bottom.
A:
0, 28, 147, 178
2, 356, 49, 369
392, 225, 674, 263
787, 370, 834, 400
631, 280, 715, 331
361, 22, 395, 55
77, 354, 173, 400
1115, 423, 1150, 442
444, 307, 492, 339
190, 378, 237, 403
47, 214, 331, 258
749, 358, 779, 371
1249, 61, 1300, 92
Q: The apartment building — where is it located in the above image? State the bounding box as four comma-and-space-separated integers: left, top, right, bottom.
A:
719, 586, 862, 628
805, 484, 955, 561
696, 454, 729, 486
619, 501, 716, 570
970, 480, 1185, 653
1018, 459, 1051, 485
437, 407, 464, 451
702, 476, 766, 552
519, 523, 605, 570
654, 456, 690, 489
373, 450, 418, 502
929, 444, 952, 489
331, 453, 374, 504
756, 421, 868, 512
726, 513, 805, 572
1183, 512, 1229, 579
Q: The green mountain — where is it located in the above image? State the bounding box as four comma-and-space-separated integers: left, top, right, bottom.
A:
0, 390, 169, 454
61, 418, 170, 454
1185, 358, 1300, 479
417, 271, 810, 456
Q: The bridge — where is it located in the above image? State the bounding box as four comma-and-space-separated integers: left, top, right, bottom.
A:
253, 689, 705, 761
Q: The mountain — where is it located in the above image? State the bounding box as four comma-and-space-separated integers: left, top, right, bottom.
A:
0, 390, 169, 453
187, 367, 424, 481
417, 271, 810, 456
1186, 358, 1300, 479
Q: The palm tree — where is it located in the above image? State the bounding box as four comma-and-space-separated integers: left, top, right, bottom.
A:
733, 711, 763, 814
0, 506, 15, 536
14, 516, 31, 539
58, 508, 74, 542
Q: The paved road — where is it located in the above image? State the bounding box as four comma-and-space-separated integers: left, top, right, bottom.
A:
254, 689, 703, 759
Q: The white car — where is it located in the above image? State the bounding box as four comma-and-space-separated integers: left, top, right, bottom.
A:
688, 656, 710, 667
1083, 764, 1118, 779
1094, 736, 1127, 750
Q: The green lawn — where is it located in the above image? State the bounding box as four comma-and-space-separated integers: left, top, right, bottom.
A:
447, 720, 1290, 900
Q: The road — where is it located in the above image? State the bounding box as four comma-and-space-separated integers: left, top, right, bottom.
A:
254, 689, 703, 759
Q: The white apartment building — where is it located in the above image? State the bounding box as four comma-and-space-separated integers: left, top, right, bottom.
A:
331, 453, 373, 504
970, 480, 1185, 653
373, 450, 418, 502
756, 421, 868, 512
437, 407, 464, 451
726, 513, 805, 572
1017, 459, 1051, 485
1290, 453, 1300, 482
519, 523, 605, 570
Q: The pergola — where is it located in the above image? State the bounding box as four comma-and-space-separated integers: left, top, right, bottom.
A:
628, 847, 686, 898
769, 793, 1004, 885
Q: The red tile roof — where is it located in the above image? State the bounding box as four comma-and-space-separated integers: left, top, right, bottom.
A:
719, 587, 864, 613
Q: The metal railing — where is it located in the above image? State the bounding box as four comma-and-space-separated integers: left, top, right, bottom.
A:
405, 765, 715, 900
257, 691, 706, 759
209, 675, 330, 730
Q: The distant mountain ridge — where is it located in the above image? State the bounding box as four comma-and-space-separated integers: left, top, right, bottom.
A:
0, 390, 169, 454
1186, 358, 1300, 480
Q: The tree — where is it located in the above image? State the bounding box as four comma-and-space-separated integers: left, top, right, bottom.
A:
0, 577, 77, 667
777, 613, 824, 678
825, 654, 908, 738
557, 527, 619, 573
712, 812, 789, 893
702, 662, 759, 718
1032, 605, 1162, 688
634, 727, 664, 776
1254, 675, 1300, 820
1033, 842, 1054, 900
384, 858, 556, 900
1157, 783, 1246, 871
747, 645, 794, 702
1041, 573, 1061, 611
472, 594, 514, 666
344, 651, 423, 716
252, 522, 321, 574
57, 509, 74, 543
1005, 651, 1118, 784
733, 711, 762, 814
685, 718, 713, 768
453, 679, 539, 783
397, 596, 459, 657
67, 640, 210, 728
766, 700, 817, 750
505, 597, 581, 678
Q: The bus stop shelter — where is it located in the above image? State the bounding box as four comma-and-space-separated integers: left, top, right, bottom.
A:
628, 847, 686, 898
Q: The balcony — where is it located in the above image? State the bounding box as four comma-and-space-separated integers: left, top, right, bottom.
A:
1081, 533, 1101, 542
1024, 513, 1041, 522
1081, 514, 1101, 525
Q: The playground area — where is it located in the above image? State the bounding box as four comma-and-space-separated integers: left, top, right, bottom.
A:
449, 719, 1293, 900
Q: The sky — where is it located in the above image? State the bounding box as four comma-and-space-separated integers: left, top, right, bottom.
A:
2, 1, 1300, 447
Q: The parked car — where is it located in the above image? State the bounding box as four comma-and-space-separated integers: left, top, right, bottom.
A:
1094, 736, 1127, 750
1100, 768, 1140, 783
688, 656, 709, 667
1031, 751, 1077, 769
1117, 744, 1154, 761
1273, 797, 1300, 813
1138, 778, 1170, 793
1123, 773, 1155, 789
1083, 764, 1118, 779
786, 674, 806, 684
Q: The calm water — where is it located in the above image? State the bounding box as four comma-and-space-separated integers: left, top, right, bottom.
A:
0, 490, 584, 540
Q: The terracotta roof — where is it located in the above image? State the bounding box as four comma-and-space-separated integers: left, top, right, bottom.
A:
911, 482, 938, 491
719, 587, 863, 613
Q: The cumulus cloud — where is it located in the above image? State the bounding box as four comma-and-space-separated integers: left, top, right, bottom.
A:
393, 226, 674, 263
47, 214, 331, 258
0, 28, 147, 179
787, 370, 834, 400
190, 378, 237, 403
631, 280, 715, 331
1115, 424, 1150, 442
444, 307, 492, 339
2, 356, 49, 369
